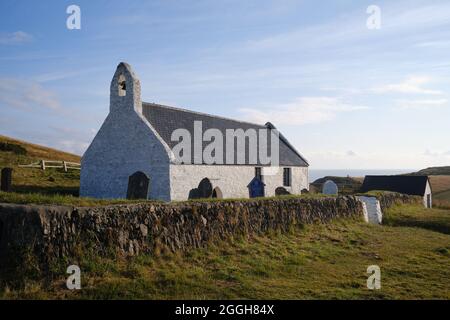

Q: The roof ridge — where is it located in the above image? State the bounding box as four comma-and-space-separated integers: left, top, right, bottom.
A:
142, 102, 266, 128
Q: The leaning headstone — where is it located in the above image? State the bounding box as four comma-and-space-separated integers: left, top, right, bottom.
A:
322, 180, 338, 195
275, 187, 290, 196
1, 167, 13, 192
357, 196, 382, 224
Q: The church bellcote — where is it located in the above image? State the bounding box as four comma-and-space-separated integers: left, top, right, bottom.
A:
110, 62, 142, 114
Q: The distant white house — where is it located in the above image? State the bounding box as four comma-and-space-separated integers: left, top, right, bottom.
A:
360, 175, 433, 208
80, 62, 309, 201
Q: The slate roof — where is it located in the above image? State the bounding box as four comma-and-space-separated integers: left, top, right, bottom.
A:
360, 175, 431, 196
141, 102, 309, 166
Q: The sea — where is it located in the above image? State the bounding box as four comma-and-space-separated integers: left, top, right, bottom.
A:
309, 169, 416, 183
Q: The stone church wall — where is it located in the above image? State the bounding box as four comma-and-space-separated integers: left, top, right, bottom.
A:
80, 63, 172, 201
170, 165, 309, 201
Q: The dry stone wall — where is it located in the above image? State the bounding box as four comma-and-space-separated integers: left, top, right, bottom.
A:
375, 192, 421, 211
0, 197, 362, 272
0, 193, 418, 275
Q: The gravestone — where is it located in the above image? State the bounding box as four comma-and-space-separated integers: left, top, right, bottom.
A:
248, 177, 265, 198
126, 171, 149, 199
357, 196, 382, 224
188, 188, 200, 200
212, 187, 223, 199
275, 186, 290, 196
197, 178, 213, 198
322, 180, 338, 195
1, 167, 13, 192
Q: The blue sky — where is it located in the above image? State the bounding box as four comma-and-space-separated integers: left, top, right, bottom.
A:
1, 0, 449, 169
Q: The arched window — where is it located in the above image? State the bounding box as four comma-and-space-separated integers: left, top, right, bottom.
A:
118, 74, 126, 97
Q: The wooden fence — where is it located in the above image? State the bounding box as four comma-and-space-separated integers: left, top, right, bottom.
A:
19, 160, 80, 172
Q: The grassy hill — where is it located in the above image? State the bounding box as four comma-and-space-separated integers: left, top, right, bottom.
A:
310, 176, 363, 194
428, 176, 450, 193
407, 167, 450, 203
0, 135, 81, 196
435, 189, 450, 205
411, 166, 450, 176
1, 203, 449, 299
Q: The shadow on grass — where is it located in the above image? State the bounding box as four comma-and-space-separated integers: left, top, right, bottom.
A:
12, 185, 79, 196
384, 215, 450, 235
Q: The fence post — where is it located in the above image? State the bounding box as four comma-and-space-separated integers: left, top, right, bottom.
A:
1, 167, 13, 192
41, 160, 46, 170
63, 161, 68, 172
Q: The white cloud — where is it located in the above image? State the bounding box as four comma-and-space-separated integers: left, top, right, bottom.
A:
373, 76, 442, 95
0, 78, 61, 110
415, 40, 450, 48
385, 3, 450, 31
239, 97, 369, 126
423, 149, 450, 158
33, 67, 105, 83
0, 31, 33, 45
56, 139, 89, 155
46, 126, 93, 155
396, 98, 448, 110
241, 2, 450, 54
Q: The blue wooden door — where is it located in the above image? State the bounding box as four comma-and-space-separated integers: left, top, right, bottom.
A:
248, 177, 265, 198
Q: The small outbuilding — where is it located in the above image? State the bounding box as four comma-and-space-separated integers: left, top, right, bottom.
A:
360, 175, 432, 208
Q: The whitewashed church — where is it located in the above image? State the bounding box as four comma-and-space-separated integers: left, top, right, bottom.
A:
80, 62, 309, 201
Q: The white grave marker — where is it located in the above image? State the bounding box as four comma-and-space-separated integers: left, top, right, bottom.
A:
322, 180, 338, 195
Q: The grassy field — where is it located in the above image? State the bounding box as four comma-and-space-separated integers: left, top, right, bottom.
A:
0, 191, 155, 207
429, 176, 450, 194
431, 176, 450, 208
435, 190, 450, 202
1, 203, 449, 300
0, 135, 80, 196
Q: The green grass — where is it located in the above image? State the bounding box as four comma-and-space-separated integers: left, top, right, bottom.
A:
435, 189, 450, 201
384, 204, 450, 234
2, 204, 449, 300
0, 191, 160, 207
0, 191, 332, 207
0, 135, 81, 196
433, 189, 450, 210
